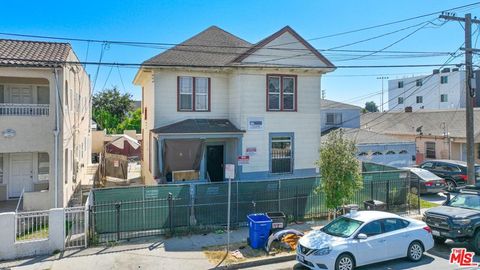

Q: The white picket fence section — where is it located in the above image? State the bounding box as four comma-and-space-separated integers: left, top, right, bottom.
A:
15, 210, 49, 242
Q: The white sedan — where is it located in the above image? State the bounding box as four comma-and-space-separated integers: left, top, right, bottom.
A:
297, 210, 434, 270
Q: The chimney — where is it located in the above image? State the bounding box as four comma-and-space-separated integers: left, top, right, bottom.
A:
433, 69, 440, 74
441, 68, 450, 73
405, 106, 413, 112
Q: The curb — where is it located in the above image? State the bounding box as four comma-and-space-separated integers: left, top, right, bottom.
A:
210, 254, 296, 270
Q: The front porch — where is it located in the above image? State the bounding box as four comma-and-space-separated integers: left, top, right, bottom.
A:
151, 119, 244, 183
0, 152, 51, 211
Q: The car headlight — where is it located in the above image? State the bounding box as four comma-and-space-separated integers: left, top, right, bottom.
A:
313, 247, 332, 256
452, 218, 471, 225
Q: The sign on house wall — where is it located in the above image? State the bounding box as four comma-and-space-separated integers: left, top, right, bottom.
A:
246, 147, 257, 156
247, 117, 264, 130
237, 155, 250, 165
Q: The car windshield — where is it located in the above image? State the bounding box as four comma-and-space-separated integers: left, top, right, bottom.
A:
446, 194, 480, 211
412, 169, 440, 180
321, 217, 363, 238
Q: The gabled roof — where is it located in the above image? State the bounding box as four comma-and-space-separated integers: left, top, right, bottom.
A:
361, 109, 480, 138
233, 26, 334, 67
143, 26, 252, 67
151, 119, 244, 134
142, 25, 334, 68
320, 99, 362, 110
0, 39, 71, 67
322, 127, 413, 145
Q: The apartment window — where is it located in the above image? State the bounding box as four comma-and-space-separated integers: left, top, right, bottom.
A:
398, 81, 404, 88
398, 97, 404, 104
267, 75, 297, 111
416, 79, 423, 87
425, 142, 436, 159
416, 96, 423, 103
37, 86, 49, 104
326, 113, 342, 125
177, 76, 210, 111
38, 152, 49, 182
64, 149, 69, 183
441, 76, 448, 84
270, 134, 293, 173
441, 94, 448, 102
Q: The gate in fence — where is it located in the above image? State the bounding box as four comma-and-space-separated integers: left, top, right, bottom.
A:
64, 206, 87, 249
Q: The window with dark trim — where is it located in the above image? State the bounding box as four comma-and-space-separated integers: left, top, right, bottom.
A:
270, 135, 293, 173
326, 113, 342, 126
416, 79, 423, 87
398, 97, 404, 104
398, 81, 404, 88
177, 76, 211, 111
267, 75, 297, 111
440, 94, 448, 102
441, 76, 448, 84
425, 142, 436, 159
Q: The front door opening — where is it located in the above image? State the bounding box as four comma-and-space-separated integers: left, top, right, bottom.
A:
206, 145, 224, 182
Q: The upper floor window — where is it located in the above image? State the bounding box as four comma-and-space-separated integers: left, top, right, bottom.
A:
398, 97, 404, 104
398, 81, 404, 88
441, 76, 448, 84
425, 142, 436, 159
416, 79, 423, 87
326, 112, 342, 125
416, 96, 423, 103
440, 94, 448, 102
178, 76, 210, 111
267, 75, 296, 111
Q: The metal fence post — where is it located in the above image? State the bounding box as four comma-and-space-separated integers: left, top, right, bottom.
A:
295, 187, 299, 223
168, 192, 174, 234
236, 181, 239, 226
417, 177, 421, 215
370, 180, 374, 200
386, 180, 390, 211
115, 202, 121, 241
278, 179, 281, 212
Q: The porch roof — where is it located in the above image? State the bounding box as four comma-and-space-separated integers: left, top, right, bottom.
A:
151, 119, 244, 135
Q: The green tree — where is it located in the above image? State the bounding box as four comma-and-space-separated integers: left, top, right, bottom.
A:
316, 129, 363, 217
92, 87, 133, 122
117, 108, 141, 133
364, 101, 379, 112
93, 109, 120, 134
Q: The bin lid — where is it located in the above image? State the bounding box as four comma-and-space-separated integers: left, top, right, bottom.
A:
247, 214, 272, 223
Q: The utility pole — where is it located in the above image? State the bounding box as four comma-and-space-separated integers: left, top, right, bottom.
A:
377, 76, 389, 112
440, 13, 480, 185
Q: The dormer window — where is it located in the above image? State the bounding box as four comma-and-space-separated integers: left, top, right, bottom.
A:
178, 76, 210, 111
267, 75, 297, 111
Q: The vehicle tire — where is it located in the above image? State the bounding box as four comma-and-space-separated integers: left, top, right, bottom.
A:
407, 241, 424, 262
469, 230, 480, 254
335, 253, 355, 270
446, 180, 456, 192
410, 186, 419, 195
433, 236, 446, 245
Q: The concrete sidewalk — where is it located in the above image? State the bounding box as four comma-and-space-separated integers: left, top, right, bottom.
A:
0, 221, 326, 270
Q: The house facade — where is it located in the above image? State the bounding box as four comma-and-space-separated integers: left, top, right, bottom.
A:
134, 26, 335, 184
361, 109, 480, 164
0, 39, 91, 210
320, 99, 361, 132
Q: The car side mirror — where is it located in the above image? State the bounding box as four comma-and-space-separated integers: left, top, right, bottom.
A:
357, 233, 367, 240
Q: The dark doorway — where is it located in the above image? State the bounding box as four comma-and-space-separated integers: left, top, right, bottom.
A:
206, 145, 224, 182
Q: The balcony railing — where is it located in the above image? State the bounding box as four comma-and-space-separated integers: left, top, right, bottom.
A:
0, 103, 49, 116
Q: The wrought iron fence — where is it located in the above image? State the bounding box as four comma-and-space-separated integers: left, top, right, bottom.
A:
89, 173, 417, 244
65, 206, 87, 249
15, 210, 49, 242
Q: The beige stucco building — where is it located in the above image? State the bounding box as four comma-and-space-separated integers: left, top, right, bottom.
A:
0, 39, 91, 210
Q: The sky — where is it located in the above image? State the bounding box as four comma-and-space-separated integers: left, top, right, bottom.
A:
1, 0, 479, 109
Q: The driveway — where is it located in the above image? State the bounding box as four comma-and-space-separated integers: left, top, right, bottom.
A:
245, 240, 480, 270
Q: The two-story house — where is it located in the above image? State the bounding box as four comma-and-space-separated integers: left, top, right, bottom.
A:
320, 99, 361, 133
134, 26, 335, 184
0, 39, 91, 210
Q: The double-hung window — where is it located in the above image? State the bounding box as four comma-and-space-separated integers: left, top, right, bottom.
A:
178, 76, 210, 111
326, 113, 342, 126
267, 75, 296, 111
425, 142, 436, 159
270, 134, 293, 173
441, 76, 448, 84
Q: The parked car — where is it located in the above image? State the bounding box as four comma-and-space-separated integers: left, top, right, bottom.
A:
297, 210, 433, 270
402, 167, 446, 194
418, 160, 480, 191
424, 187, 480, 252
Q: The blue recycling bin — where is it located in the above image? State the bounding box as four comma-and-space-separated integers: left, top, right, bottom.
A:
247, 214, 272, 249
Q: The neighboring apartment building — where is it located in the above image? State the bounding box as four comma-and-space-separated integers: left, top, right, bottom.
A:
388, 68, 480, 111
0, 39, 91, 210
320, 99, 361, 133
134, 26, 335, 184
361, 109, 480, 164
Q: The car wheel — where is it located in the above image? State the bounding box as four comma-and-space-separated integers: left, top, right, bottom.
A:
446, 180, 456, 191
469, 230, 480, 254
433, 236, 446, 245
410, 186, 419, 195
335, 253, 355, 270
407, 241, 424, 262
